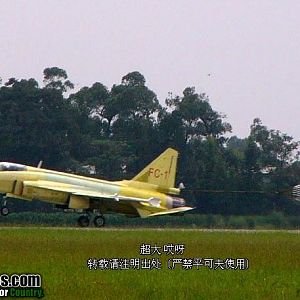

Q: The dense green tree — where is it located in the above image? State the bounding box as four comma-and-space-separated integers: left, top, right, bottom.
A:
0, 74, 76, 169
82, 140, 136, 180
43, 67, 74, 92
250, 118, 299, 167
165, 87, 231, 143
121, 71, 146, 87
69, 82, 110, 138
109, 72, 162, 172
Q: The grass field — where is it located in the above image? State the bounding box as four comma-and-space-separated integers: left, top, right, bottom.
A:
0, 228, 299, 299
1, 212, 299, 229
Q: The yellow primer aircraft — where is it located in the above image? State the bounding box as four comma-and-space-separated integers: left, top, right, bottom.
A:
0, 148, 194, 227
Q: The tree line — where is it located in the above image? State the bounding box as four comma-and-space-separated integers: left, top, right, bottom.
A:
0, 67, 300, 215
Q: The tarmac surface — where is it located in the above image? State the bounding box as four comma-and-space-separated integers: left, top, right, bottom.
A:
0, 226, 299, 233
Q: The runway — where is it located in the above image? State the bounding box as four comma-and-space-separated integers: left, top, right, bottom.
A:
0, 226, 299, 233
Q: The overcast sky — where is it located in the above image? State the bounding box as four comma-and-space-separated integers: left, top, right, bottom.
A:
1, 0, 300, 139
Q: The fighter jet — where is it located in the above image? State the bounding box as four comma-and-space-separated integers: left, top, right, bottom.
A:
0, 148, 194, 227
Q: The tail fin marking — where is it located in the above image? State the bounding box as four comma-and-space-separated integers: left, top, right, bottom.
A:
132, 148, 178, 188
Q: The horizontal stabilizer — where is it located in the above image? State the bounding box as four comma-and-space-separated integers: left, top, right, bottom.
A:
136, 206, 194, 218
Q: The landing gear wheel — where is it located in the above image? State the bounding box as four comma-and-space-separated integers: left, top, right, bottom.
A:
0, 206, 9, 216
94, 215, 105, 227
78, 215, 90, 227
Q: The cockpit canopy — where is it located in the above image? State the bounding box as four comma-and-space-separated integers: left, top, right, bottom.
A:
0, 162, 27, 171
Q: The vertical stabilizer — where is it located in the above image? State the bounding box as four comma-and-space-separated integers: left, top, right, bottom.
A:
132, 148, 178, 188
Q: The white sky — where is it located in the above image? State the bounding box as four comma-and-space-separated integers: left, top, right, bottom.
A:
1, 0, 300, 139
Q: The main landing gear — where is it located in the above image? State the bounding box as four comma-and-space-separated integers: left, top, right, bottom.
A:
77, 212, 105, 228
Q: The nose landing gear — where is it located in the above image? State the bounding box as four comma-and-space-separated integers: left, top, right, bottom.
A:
0, 199, 9, 216
0, 206, 9, 216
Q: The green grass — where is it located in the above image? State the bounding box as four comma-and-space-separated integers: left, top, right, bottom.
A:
0, 228, 299, 299
1, 212, 300, 229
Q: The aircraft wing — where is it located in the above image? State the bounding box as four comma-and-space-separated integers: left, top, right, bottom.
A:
22, 180, 160, 206
22, 180, 194, 215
